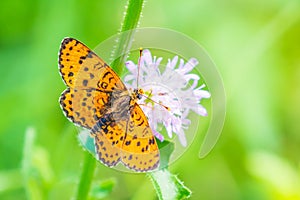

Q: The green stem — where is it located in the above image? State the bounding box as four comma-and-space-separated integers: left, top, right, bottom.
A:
22, 127, 43, 199
111, 0, 144, 73
74, 1, 144, 199
75, 152, 96, 200
148, 169, 192, 200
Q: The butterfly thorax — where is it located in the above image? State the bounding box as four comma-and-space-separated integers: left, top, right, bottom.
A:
131, 88, 144, 100
106, 88, 142, 121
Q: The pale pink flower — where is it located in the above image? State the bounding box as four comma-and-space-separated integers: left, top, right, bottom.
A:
124, 49, 210, 146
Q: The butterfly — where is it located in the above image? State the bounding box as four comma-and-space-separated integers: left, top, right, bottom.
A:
58, 38, 160, 172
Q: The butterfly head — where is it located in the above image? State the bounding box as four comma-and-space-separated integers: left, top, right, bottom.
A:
133, 88, 144, 100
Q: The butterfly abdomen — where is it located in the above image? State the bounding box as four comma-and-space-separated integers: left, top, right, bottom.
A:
92, 113, 114, 134
109, 93, 132, 119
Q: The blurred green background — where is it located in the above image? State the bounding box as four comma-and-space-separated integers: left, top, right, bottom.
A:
1, 0, 300, 199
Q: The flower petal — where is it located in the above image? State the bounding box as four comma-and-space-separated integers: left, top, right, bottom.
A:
142, 49, 153, 66
178, 58, 198, 74
154, 56, 163, 67
185, 74, 200, 89
167, 56, 178, 70
125, 61, 137, 73
194, 88, 211, 99
177, 128, 187, 147
153, 129, 164, 142
192, 104, 208, 116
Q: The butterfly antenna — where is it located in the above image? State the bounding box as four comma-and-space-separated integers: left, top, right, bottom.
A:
140, 93, 170, 111
136, 49, 170, 112
136, 48, 143, 89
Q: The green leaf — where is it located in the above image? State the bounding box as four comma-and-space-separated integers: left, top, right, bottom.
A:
90, 178, 116, 199
156, 139, 175, 170
173, 175, 192, 200
148, 169, 192, 200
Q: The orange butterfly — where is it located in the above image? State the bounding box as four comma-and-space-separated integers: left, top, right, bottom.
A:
59, 38, 159, 172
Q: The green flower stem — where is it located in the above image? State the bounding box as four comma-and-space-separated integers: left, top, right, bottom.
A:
111, 0, 144, 73
74, 1, 144, 199
75, 152, 96, 200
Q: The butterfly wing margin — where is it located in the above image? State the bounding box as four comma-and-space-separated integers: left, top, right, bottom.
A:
121, 103, 160, 172
94, 131, 122, 167
59, 37, 126, 91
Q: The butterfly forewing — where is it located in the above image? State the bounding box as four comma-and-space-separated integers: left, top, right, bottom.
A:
59, 38, 126, 91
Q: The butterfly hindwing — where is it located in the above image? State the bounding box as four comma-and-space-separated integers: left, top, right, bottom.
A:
121, 103, 160, 172
94, 132, 121, 167
92, 103, 160, 172
94, 120, 127, 167
59, 88, 111, 129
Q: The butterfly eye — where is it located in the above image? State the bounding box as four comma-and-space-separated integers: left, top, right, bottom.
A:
137, 94, 142, 99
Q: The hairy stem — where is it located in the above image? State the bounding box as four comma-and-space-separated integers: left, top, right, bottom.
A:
75, 152, 96, 200
111, 0, 144, 73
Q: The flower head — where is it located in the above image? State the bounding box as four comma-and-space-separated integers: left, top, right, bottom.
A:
124, 49, 210, 146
